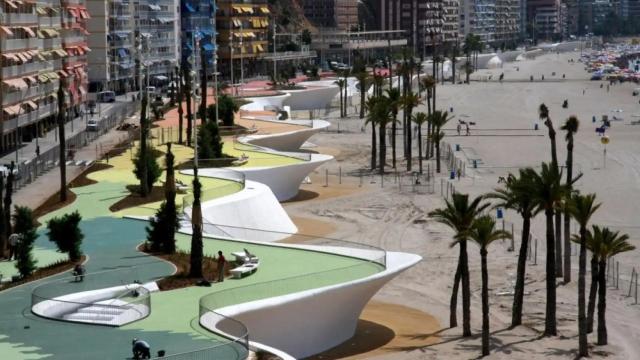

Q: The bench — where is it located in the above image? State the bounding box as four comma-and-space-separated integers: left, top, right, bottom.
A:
229, 249, 260, 279
230, 262, 259, 279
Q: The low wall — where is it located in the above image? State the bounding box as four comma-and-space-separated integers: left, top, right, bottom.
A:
241, 120, 330, 152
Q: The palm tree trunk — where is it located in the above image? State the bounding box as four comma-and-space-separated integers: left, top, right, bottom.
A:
177, 71, 184, 144
185, 73, 193, 148
371, 122, 377, 170
407, 107, 412, 171
436, 132, 441, 173
339, 85, 343, 118
418, 125, 423, 173
556, 212, 563, 278
450, 259, 461, 328
481, 248, 490, 356
461, 239, 472, 337
544, 208, 557, 336
57, 91, 67, 202
597, 259, 607, 345
379, 124, 386, 175
564, 139, 574, 283
359, 86, 365, 119
392, 113, 397, 168
578, 227, 588, 356
426, 94, 432, 158
587, 254, 598, 333
512, 214, 531, 327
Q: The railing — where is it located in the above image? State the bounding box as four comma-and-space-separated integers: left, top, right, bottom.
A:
0, 38, 39, 51
180, 167, 246, 212
2, 13, 38, 24
2, 62, 51, 78
166, 222, 386, 359
31, 266, 152, 327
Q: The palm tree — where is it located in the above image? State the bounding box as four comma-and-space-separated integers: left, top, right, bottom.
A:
402, 91, 422, 171
183, 61, 193, 147
486, 169, 536, 327
365, 97, 379, 170
412, 112, 428, 173
450, 40, 460, 84
199, 43, 208, 124
189, 175, 204, 278
592, 226, 634, 345
468, 215, 511, 356
375, 97, 392, 174
561, 116, 580, 283
529, 162, 570, 336
336, 78, 346, 118
539, 104, 563, 278
139, 69, 150, 197
372, 73, 385, 97
420, 76, 435, 158
567, 193, 600, 357
429, 193, 490, 336
430, 110, 451, 173
355, 71, 370, 119
176, 66, 184, 144
386, 88, 401, 168
56, 84, 67, 202
580, 227, 600, 334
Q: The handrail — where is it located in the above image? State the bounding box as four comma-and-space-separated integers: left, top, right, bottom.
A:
180, 167, 246, 212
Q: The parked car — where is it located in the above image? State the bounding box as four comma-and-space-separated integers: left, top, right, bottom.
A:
86, 119, 99, 131
97, 91, 116, 103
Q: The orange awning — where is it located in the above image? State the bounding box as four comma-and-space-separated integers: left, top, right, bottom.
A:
24, 101, 38, 110
0, 26, 13, 36
3, 78, 29, 90
23, 26, 36, 38
4, 0, 17, 9
67, 7, 79, 17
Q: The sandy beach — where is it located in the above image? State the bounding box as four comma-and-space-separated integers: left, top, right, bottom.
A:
283, 50, 640, 359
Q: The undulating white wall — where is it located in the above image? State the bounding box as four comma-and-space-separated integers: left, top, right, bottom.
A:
282, 86, 340, 111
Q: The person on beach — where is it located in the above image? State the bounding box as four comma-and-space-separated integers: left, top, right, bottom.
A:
457, 124, 461, 136
217, 251, 226, 283
72, 263, 85, 282
465, 123, 470, 136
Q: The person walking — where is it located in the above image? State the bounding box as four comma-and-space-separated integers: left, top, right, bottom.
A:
466, 123, 470, 136
217, 251, 226, 283
457, 124, 462, 136
8, 233, 19, 261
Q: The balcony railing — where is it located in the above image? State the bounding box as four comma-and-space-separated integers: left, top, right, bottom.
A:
1, 13, 38, 24
2, 62, 51, 78
3, 103, 57, 132
3, 87, 48, 104
63, 35, 85, 44
41, 38, 62, 49
0, 38, 39, 51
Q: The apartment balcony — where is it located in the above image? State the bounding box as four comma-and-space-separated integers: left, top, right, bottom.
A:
3, 87, 46, 104
0, 38, 39, 51
41, 38, 62, 49
39, 17, 62, 28
1, 62, 50, 78
63, 35, 85, 44
3, 103, 57, 132
1, 13, 38, 24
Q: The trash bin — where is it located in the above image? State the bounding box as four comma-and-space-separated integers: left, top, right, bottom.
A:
450, 171, 456, 180
592, 115, 596, 123
473, 160, 478, 168
455, 144, 460, 151
497, 208, 504, 219
534, 123, 539, 130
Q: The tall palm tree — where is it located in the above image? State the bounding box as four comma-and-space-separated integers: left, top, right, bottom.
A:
365, 96, 379, 170
183, 61, 193, 147
468, 215, 511, 357
429, 193, 490, 336
412, 112, 428, 173
355, 71, 370, 119
486, 169, 536, 327
579, 228, 601, 334
372, 73, 385, 97
56, 84, 67, 202
402, 91, 422, 171
567, 193, 600, 357
386, 88, 401, 168
176, 66, 184, 144
529, 162, 569, 336
450, 40, 460, 84
539, 104, 563, 278
561, 116, 580, 283
592, 226, 634, 345
375, 97, 392, 174
189, 175, 204, 278
430, 110, 451, 173
139, 69, 150, 197
199, 43, 208, 124
420, 76, 435, 158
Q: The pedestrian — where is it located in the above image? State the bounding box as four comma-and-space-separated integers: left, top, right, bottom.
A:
217, 251, 226, 283
8, 233, 19, 261
72, 263, 85, 282
450, 106, 454, 113
457, 168, 461, 181
607, 84, 610, 92
541, 75, 544, 81
456, 123, 461, 136
131, 338, 151, 359
583, 89, 585, 95
465, 123, 470, 136
35, 145, 40, 158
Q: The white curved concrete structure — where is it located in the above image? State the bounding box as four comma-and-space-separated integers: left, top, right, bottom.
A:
239, 119, 331, 152
231, 153, 333, 201
241, 93, 291, 112
202, 251, 421, 359
282, 85, 340, 111
181, 170, 297, 242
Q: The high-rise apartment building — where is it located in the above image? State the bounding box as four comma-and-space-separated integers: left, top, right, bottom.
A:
180, 0, 216, 76
620, 0, 640, 18
135, 0, 177, 84
301, 0, 358, 30
460, 0, 519, 46
1, 0, 89, 153
216, 0, 269, 79
527, 0, 563, 40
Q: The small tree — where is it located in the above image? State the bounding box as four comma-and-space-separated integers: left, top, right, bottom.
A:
47, 211, 84, 261
13, 206, 37, 278
146, 144, 179, 253
197, 121, 223, 160
217, 94, 239, 127
133, 145, 162, 193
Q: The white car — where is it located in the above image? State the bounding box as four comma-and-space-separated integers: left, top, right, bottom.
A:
86, 119, 99, 131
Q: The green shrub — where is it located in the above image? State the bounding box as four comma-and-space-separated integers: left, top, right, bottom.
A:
47, 211, 84, 261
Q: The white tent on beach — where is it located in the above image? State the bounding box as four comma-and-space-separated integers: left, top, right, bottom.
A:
487, 56, 503, 68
